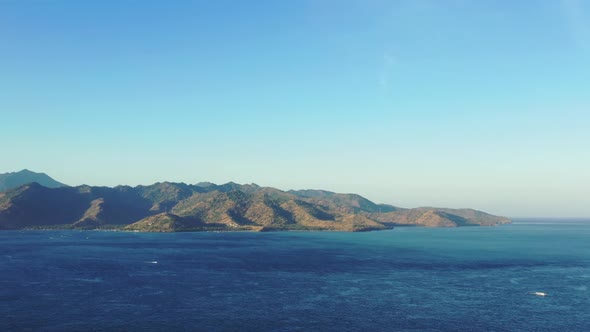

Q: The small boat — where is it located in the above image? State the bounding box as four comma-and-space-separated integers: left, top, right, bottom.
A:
532, 292, 547, 297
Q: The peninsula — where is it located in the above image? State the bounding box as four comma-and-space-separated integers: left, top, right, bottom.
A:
0, 170, 511, 232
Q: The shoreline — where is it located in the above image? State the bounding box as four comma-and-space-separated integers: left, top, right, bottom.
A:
0, 223, 518, 233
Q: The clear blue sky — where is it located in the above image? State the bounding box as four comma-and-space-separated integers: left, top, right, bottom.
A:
1, 0, 589, 217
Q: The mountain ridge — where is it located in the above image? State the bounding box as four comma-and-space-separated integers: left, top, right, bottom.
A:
0, 177, 511, 232
0, 169, 66, 192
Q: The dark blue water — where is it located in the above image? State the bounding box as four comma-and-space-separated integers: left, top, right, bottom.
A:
1, 221, 590, 331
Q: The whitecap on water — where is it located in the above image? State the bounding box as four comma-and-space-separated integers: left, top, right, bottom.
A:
70, 278, 103, 283
510, 278, 524, 284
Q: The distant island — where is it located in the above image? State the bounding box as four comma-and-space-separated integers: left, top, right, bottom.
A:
0, 170, 511, 232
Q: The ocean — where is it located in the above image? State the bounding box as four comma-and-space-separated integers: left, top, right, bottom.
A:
1, 220, 589, 331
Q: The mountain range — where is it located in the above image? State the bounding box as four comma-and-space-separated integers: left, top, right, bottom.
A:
0, 170, 511, 231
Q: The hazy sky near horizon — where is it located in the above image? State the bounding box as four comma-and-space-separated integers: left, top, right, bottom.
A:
1, 1, 589, 217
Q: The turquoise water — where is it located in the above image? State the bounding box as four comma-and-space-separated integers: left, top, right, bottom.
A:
1, 220, 589, 331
